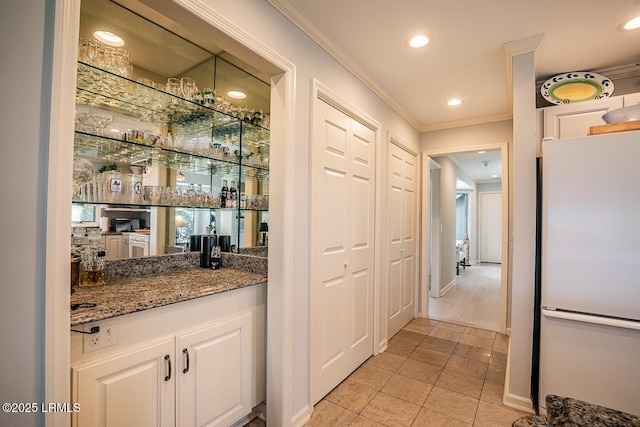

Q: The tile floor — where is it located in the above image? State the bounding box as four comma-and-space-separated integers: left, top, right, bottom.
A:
305, 318, 530, 426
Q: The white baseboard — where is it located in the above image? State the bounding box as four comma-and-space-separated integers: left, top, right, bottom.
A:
440, 279, 457, 296
502, 337, 534, 414
291, 404, 311, 427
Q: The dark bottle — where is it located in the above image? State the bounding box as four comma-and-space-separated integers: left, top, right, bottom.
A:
229, 180, 237, 208
220, 180, 228, 208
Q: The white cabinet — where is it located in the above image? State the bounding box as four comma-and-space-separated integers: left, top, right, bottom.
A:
176, 312, 252, 427
623, 92, 640, 106
72, 338, 175, 427
104, 235, 126, 260
72, 310, 256, 427
542, 96, 623, 140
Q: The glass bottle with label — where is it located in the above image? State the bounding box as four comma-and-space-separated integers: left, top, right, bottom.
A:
220, 180, 228, 208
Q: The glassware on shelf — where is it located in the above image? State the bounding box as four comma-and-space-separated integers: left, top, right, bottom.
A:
93, 113, 114, 136
180, 77, 198, 101
101, 171, 123, 203
143, 185, 163, 204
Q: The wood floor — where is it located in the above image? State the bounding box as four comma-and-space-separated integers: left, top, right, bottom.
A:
428, 263, 501, 332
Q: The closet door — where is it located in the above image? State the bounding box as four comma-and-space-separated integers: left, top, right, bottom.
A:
310, 99, 375, 405
387, 142, 417, 338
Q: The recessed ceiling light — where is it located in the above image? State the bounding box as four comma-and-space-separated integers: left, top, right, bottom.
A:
227, 90, 246, 99
94, 30, 124, 47
621, 15, 640, 31
448, 99, 462, 106
407, 34, 431, 48
491, 174, 499, 179
477, 150, 486, 154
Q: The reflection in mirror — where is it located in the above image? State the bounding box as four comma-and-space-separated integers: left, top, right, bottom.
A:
73, 0, 270, 260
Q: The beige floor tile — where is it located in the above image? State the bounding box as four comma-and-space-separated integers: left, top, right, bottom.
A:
380, 374, 432, 406
434, 370, 484, 399
479, 380, 504, 405
485, 363, 506, 386
402, 319, 433, 335
386, 338, 418, 357
410, 318, 439, 328
457, 334, 494, 350
434, 322, 467, 333
419, 336, 457, 354
243, 417, 266, 427
306, 400, 358, 426
360, 392, 421, 427
489, 351, 507, 367
366, 352, 407, 372
412, 407, 473, 427
463, 327, 496, 340
473, 401, 529, 427
349, 414, 387, 426
396, 358, 443, 384
393, 329, 427, 345
492, 337, 509, 354
326, 379, 377, 413
422, 386, 479, 425
409, 346, 451, 368
428, 327, 463, 343
348, 364, 394, 390
452, 343, 491, 363
443, 355, 488, 379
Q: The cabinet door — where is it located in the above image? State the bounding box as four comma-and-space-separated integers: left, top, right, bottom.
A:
104, 235, 122, 260
543, 97, 623, 139
176, 311, 253, 427
623, 92, 640, 107
72, 338, 175, 427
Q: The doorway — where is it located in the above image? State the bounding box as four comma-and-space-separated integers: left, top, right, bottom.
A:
421, 145, 508, 333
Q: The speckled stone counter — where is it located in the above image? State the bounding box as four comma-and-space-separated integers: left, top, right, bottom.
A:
546, 395, 640, 427
71, 267, 266, 326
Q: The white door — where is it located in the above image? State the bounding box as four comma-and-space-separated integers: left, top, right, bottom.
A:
480, 192, 501, 263
387, 142, 417, 337
176, 312, 252, 427
72, 338, 175, 427
311, 99, 376, 405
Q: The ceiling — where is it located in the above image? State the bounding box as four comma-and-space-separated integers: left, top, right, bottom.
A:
80, 0, 271, 113
268, 0, 640, 182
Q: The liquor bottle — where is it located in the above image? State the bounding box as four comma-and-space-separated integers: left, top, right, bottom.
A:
220, 180, 228, 208
229, 180, 237, 208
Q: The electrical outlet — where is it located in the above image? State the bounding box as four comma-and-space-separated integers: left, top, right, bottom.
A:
83, 320, 119, 353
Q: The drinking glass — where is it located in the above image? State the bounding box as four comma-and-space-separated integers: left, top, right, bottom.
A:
180, 77, 198, 101
166, 78, 181, 97
93, 113, 114, 136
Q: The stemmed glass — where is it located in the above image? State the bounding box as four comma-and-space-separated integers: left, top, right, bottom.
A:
93, 114, 114, 136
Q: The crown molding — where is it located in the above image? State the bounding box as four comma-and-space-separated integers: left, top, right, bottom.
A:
266, 0, 422, 130
419, 111, 513, 132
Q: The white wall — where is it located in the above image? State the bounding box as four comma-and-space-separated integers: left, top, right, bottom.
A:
5, 0, 421, 426
433, 156, 460, 293
0, 0, 50, 426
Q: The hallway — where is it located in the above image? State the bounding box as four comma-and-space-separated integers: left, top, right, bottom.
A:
429, 263, 502, 332
305, 318, 527, 426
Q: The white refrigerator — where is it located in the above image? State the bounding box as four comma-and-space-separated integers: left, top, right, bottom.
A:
538, 131, 640, 416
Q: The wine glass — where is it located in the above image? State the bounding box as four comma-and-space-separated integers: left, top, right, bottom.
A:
93, 114, 114, 136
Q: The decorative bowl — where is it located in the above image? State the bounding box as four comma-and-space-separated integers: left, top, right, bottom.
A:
602, 104, 640, 124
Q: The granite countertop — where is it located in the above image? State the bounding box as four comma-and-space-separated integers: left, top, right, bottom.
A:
546, 395, 640, 427
70, 267, 267, 326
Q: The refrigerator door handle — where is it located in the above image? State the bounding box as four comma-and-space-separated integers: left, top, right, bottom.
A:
542, 308, 640, 331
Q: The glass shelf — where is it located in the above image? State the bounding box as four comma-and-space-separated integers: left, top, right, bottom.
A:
75, 62, 270, 154
71, 200, 269, 212
74, 131, 268, 181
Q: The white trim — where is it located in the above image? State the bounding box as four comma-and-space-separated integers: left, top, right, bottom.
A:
421, 141, 510, 334
502, 338, 535, 413
290, 405, 311, 427
46, 0, 80, 426
169, 2, 298, 423
439, 279, 457, 297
